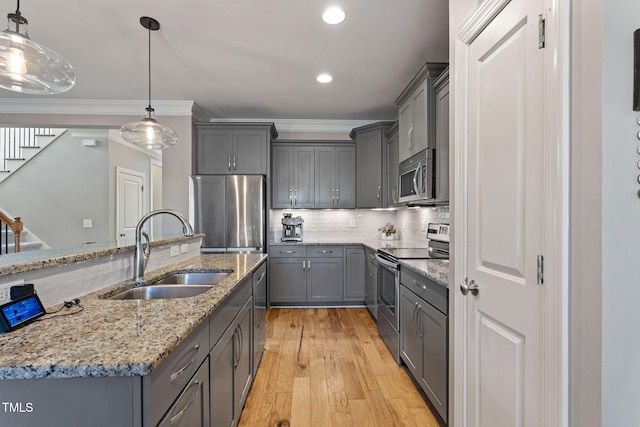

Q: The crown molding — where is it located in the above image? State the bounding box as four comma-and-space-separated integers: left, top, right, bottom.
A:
209, 118, 380, 133
0, 99, 195, 116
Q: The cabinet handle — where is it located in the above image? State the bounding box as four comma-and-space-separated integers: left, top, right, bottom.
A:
413, 302, 419, 337
408, 126, 414, 151
336, 188, 339, 204
302, 260, 306, 270
257, 272, 266, 283
233, 328, 240, 368
308, 260, 311, 270
418, 304, 423, 338
412, 279, 419, 288
170, 344, 200, 382
238, 325, 244, 364
331, 188, 335, 204
228, 155, 232, 171
316, 250, 333, 254
294, 189, 298, 206
233, 153, 237, 170
377, 186, 381, 202
289, 189, 293, 206
280, 250, 295, 254
170, 380, 201, 425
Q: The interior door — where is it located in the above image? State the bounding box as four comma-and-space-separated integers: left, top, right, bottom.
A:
464, 0, 545, 426
116, 167, 145, 241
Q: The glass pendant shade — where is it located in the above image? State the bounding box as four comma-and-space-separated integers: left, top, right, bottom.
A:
0, 11, 75, 94
121, 107, 178, 149
120, 16, 177, 150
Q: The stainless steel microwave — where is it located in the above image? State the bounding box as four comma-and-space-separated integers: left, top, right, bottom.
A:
398, 149, 435, 203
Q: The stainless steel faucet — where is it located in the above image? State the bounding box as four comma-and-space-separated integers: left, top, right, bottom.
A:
133, 209, 194, 283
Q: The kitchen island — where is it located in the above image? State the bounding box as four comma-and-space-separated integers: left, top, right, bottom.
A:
0, 252, 267, 427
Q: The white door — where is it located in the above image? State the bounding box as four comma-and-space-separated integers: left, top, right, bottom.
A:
116, 167, 145, 241
463, 0, 545, 425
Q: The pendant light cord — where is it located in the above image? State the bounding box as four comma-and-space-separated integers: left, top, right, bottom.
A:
147, 24, 152, 113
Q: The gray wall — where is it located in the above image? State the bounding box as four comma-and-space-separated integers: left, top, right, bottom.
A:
601, 1, 640, 425
0, 129, 110, 248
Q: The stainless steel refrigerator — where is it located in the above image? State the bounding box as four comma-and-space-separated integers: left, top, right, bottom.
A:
189, 175, 266, 253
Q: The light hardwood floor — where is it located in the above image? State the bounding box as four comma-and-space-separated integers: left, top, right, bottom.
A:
238, 308, 440, 427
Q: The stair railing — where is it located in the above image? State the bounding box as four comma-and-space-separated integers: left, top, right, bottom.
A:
0, 127, 54, 171
0, 212, 22, 254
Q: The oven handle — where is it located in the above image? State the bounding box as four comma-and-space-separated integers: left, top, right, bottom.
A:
376, 254, 398, 271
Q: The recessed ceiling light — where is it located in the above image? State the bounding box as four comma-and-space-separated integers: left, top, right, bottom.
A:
322, 7, 346, 25
317, 73, 333, 83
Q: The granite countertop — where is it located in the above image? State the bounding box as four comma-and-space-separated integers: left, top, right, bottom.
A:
0, 252, 266, 380
0, 234, 205, 278
400, 259, 450, 288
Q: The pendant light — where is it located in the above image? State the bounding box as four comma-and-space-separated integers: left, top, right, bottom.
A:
120, 17, 177, 150
0, 0, 75, 94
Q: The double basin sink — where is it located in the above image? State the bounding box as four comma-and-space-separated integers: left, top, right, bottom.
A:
109, 271, 232, 300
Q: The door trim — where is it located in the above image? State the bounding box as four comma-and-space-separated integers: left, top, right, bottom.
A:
452, 0, 568, 426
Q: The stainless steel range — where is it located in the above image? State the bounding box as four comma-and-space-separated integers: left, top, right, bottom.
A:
376, 223, 450, 363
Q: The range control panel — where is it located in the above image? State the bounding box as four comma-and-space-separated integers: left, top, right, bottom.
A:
427, 223, 450, 243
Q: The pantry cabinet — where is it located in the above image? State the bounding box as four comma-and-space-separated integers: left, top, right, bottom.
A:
385, 122, 400, 206
193, 123, 277, 175
395, 63, 448, 162
433, 67, 450, 203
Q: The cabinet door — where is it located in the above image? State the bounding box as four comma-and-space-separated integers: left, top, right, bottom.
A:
398, 101, 412, 162
411, 82, 429, 153
271, 146, 294, 208
344, 247, 365, 300
420, 301, 448, 422
356, 129, 382, 208
234, 298, 253, 417
306, 257, 343, 302
269, 257, 306, 303
252, 262, 267, 376
334, 146, 356, 208
293, 146, 314, 208
196, 128, 233, 174
314, 146, 334, 208
210, 325, 235, 427
233, 129, 267, 174
386, 129, 399, 206
400, 286, 422, 380
157, 360, 210, 427
435, 79, 450, 203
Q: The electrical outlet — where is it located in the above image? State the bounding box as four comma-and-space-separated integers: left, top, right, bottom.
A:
170, 245, 179, 257
402, 219, 407, 229
83, 219, 93, 228
421, 220, 427, 232
349, 219, 356, 228
180, 243, 189, 253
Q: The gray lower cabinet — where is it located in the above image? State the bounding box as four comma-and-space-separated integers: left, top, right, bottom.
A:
350, 122, 394, 208
344, 246, 365, 301
193, 123, 277, 175
400, 280, 448, 423
269, 245, 346, 304
210, 281, 253, 427
252, 262, 267, 377
157, 360, 210, 427
364, 246, 378, 319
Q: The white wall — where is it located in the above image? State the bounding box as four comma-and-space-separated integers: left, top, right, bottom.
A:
600, 1, 640, 425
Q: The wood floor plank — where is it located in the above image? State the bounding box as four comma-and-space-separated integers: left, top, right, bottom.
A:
239, 308, 440, 427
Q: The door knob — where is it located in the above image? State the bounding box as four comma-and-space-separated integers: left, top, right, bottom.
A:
460, 278, 479, 296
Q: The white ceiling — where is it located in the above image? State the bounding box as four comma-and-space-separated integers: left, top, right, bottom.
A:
0, 0, 449, 121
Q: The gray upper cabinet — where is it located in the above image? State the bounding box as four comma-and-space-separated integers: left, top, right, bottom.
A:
315, 145, 356, 209
271, 142, 355, 209
434, 67, 450, 204
193, 123, 277, 175
395, 63, 448, 162
351, 122, 394, 208
385, 122, 400, 207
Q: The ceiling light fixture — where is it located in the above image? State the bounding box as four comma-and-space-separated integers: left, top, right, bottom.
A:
322, 7, 346, 25
120, 16, 177, 150
0, 0, 75, 94
317, 73, 333, 83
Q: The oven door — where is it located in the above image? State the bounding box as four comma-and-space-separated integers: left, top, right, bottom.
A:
376, 254, 399, 329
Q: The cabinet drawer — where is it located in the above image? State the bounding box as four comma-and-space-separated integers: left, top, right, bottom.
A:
157, 357, 210, 427
210, 277, 252, 348
270, 245, 306, 258
307, 246, 343, 258
400, 267, 448, 315
149, 319, 209, 426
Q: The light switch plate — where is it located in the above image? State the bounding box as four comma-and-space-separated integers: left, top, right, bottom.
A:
170, 245, 179, 257
180, 243, 188, 253
349, 219, 356, 228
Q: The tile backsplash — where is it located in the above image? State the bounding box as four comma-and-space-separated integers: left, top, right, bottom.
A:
270, 206, 449, 245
